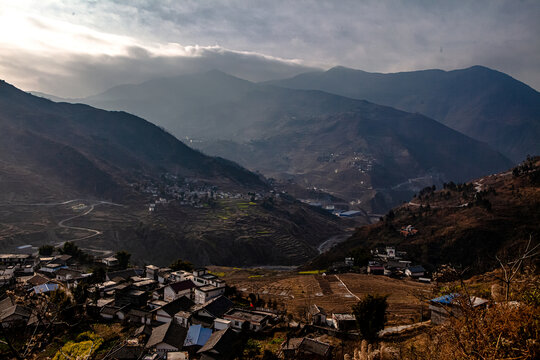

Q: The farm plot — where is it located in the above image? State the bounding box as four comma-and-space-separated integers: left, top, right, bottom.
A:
338, 274, 432, 325
218, 267, 432, 326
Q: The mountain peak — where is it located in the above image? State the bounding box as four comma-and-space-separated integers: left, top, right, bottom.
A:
326, 65, 356, 73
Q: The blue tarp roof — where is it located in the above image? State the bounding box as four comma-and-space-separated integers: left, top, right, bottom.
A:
183, 324, 212, 347
430, 293, 458, 304
32, 283, 59, 294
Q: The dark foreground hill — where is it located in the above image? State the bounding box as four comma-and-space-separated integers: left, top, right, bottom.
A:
69, 71, 512, 212
308, 157, 540, 274
269, 65, 540, 162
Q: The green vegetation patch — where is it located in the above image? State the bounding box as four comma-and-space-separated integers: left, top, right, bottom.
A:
53, 331, 103, 360
298, 269, 326, 275
208, 270, 226, 277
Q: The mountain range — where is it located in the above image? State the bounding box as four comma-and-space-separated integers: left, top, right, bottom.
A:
57, 69, 517, 212
268, 65, 540, 163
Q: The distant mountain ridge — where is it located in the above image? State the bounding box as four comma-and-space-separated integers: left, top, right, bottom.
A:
267, 65, 540, 162
62, 70, 514, 211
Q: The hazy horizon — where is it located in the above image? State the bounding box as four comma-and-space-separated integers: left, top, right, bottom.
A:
1, 0, 539, 97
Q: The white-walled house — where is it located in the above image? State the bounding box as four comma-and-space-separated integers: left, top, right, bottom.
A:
223, 309, 270, 332
102, 257, 119, 267
163, 280, 197, 302
194, 285, 225, 305
214, 318, 231, 331
170, 270, 193, 283
146, 265, 159, 280
153, 296, 195, 323
405, 265, 426, 278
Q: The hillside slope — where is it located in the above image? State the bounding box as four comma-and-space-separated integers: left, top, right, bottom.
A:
0, 79, 264, 203
0, 80, 347, 266
268, 65, 540, 162
308, 157, 540, 273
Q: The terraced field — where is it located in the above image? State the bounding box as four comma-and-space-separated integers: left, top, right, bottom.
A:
213, 267, 432, 326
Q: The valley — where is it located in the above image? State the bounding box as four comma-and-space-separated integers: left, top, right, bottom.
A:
60, 70, 516, 213
1, 2, 539, 359
0, 80, 357, 267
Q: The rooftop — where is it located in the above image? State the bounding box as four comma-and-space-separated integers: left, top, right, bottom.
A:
154, 296, 195, 316
333, 313, 356, 321
183, 324, 212, 347
224, 309, 268, 324
197, 285, 222, 292
430, 293, 489, 307
0, 254, 30, 259
32, 283, 59, 294
167, 280, 197, 293
146, 322, 187, 349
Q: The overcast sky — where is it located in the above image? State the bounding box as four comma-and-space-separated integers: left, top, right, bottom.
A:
1, 0, 539, 97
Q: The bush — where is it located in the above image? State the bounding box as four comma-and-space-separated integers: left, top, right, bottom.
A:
52, 332, 103, 360
115, 250, 131, 269
38, 244, 55, 256
169, 258, 193, 271
352, 294, 388, 341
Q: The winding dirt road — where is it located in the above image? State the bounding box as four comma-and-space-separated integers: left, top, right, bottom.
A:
1, 199, 123, 250
54, 200, 123, 245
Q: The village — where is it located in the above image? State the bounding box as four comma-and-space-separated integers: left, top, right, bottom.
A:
135, 174, 267, 212
0, 236, 496, 360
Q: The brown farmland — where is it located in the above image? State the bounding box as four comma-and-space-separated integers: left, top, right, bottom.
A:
212, 267, 432, 326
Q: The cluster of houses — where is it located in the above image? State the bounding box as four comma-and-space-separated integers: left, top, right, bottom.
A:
139, 174, 266, 212
1, 249, 492, 359
367, 247, 429, 281
299, 200, 365, 218
87, 264, 280, 359
0, 251, 293, 359
327, 247, 429, 283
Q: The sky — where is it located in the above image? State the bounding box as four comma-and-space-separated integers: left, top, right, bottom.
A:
1, 0, 539, 97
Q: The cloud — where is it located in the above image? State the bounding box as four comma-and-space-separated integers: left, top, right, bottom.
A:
0, 6, 315, 96
0, 0, 539, 95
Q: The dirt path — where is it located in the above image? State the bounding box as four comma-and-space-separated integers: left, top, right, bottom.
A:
0, 198, 123, 245
55, 200, 123, 245
334, 275, 360, 300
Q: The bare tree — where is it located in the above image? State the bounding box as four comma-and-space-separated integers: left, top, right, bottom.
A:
495, 235, 539, 301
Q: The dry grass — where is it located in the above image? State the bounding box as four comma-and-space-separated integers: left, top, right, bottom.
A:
399, 302, 539, 359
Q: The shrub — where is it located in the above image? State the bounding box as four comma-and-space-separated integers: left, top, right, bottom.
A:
38, 244, 55, 256
52, 332, 103, 360
352, 294, 388, 341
